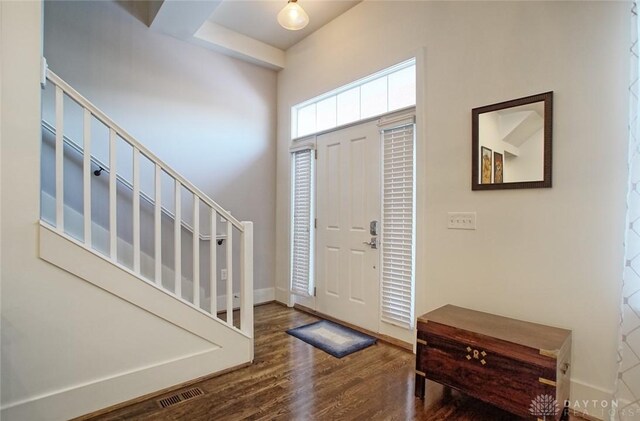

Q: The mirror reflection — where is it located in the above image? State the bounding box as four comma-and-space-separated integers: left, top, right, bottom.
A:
479, 101, 544, 184
472, 92, 552, 190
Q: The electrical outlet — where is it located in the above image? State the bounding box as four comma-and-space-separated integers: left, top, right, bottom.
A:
447, 212, 476, 230
221, 269, 228, 280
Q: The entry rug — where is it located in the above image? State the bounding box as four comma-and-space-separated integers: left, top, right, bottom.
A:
286, 320, 377, 358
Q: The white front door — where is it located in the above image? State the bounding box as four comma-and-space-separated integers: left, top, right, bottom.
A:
315, 121, 381, 332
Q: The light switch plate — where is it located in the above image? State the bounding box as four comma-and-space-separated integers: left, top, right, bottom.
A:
448, 212, 476, 230
221, 269, 228, 280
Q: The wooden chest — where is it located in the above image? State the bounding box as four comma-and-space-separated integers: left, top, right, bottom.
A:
415, 305, 571, 420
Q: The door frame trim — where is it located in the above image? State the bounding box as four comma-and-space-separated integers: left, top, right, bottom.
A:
302, 108, 417, 338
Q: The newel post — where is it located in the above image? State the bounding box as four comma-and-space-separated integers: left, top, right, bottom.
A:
240, 221, 254, 360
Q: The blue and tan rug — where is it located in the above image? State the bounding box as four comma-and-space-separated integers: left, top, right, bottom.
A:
286, 320, 377, 358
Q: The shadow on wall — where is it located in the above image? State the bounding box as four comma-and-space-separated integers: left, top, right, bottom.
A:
44, 0, 275, 192
114, 0, 153, 26
40, 124, 237, 309
44, 0, 277, 289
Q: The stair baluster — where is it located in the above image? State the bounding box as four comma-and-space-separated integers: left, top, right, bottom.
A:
41, 69, 253, 341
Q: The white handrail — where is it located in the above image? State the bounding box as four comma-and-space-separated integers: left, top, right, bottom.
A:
46, 69, 244, 231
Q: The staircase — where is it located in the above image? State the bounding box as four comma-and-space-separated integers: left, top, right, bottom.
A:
34, 68, 254, 416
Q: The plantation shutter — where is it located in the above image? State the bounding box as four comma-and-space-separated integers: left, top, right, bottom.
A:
381, 123, 415, 328
290, 149, 314, 296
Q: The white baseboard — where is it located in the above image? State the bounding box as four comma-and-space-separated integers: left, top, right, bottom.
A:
275, 287, 291, 306
215, 287, 275, 311
567, 379, 615, 421
255, 287, 276, 304
1, 345, 250, 421
14, 225, 253, 421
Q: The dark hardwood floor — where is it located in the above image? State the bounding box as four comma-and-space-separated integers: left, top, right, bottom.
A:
83, 303, 585, 420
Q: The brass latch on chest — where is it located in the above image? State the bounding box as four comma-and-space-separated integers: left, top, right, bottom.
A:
465, 346, 487, 365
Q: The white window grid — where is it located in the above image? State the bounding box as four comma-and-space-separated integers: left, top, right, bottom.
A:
291, 58, 416, 139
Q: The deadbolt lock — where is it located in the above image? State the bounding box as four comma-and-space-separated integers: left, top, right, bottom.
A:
370, 220, 379, 236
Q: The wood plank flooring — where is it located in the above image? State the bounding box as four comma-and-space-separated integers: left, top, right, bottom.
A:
83, 303, 584, 420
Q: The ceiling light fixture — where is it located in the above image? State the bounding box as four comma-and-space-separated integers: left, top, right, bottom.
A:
277, 0, 309, 31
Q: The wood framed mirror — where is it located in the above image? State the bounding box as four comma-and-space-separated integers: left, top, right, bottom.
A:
472, 91, 552, 190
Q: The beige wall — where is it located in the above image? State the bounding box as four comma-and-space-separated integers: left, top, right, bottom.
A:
43, 0, 277, 293
276, 0, 629, 409
0, 2, 261, 420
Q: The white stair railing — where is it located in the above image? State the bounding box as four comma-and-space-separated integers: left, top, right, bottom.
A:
42, 69, 253, 339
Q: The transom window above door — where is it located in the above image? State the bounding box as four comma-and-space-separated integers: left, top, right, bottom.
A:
291, 58, 416, 139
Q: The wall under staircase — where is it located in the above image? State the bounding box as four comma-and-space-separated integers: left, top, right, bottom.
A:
0, 3, 257, 420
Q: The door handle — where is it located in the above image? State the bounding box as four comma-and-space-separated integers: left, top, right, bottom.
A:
362, 237, 378, 249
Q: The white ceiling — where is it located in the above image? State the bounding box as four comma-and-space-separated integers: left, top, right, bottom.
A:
208, 0, 361, 50
149, 0, 360, 69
